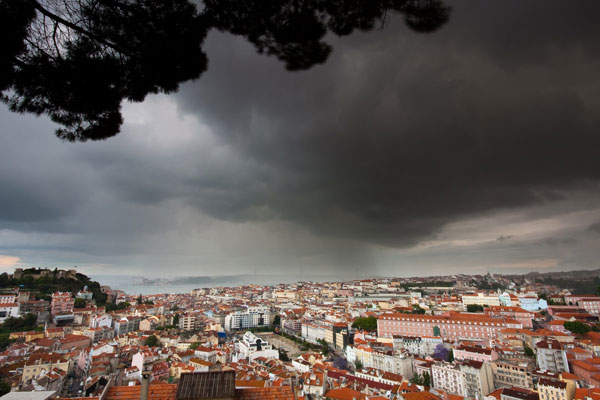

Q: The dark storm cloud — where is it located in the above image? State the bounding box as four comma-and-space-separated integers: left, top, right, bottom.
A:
2, 1, 600, 275
589, 222, 600, 235
172, 0, 600, 247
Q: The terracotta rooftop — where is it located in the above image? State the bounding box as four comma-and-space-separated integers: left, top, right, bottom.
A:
234, 387, 294, 400
105, 384, 177, 400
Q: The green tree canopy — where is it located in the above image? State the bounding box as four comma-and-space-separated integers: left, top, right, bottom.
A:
524, 346, 535, 357
1, 0, 450, 141
352, 317, 377, 331
564, 320, 591, 335
144, 334, 159, 347
466, 304, 484, 313
74, 298, 87, 308
411, 304, 426, 314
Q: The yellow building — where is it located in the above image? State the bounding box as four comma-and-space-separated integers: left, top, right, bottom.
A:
538, 378, 575, 400
462, 293, 500, 309
22, 353, 71, 383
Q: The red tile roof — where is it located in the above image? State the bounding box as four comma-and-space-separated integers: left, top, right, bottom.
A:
234, 387, 295, 400
105, 384, 177, 400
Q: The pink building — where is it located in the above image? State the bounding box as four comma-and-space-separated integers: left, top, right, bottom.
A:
485, 306, 534, 329
453, 344, 498, 363
51, 292, 74, 315
579, 299, 600, 316
565, 295, 600, 306
378, 312, 522, 341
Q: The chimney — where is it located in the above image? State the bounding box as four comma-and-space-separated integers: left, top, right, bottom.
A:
140, 371, 151, 400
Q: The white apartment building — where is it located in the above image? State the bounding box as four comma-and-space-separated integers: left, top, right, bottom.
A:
432, 361, 466, 397
224, 306, 272, 332
0, 303, 19, 322
90, 314, 112, 329
392, 335, 443, 357
301, 322, 326, 344
370, 350, 414, 379
462, 293, 501, 309
536, 340, 569, 373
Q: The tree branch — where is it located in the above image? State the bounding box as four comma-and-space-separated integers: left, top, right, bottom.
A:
30, 0, 129, 55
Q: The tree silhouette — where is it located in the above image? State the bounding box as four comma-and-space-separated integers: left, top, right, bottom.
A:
1, 0, 450, 141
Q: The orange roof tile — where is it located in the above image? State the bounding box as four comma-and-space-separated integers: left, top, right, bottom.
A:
105, 384, 177, 400
402, 392, 442, 400
324, 387, 367, 400
234, 387, 294, 400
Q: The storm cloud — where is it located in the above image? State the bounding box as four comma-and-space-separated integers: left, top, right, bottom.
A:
1, 1, 600, 277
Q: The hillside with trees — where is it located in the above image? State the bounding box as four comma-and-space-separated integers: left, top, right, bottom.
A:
0, 268, 107, 305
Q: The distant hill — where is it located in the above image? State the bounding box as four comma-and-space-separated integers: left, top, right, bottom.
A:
0, 268, 107, 305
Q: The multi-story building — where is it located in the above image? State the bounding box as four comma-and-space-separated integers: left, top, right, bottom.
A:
518, 297, 548, 312
224, 306, 272, 332
90, 314, 112, 329
370, 350, 414, 378
462, 293, 501, 309
460, 360, 495, 400
0, 303, 19, 322
492, 360, 534, 390
178, 314, 203, 331
22, 353, 71, 384
578, 299, 600, 316
485, 306, 534, 329
564, 295, 600, 306
51, 292, 74, 315
538, 378, 574, 400
83, 327, 114, 343
392, 335, 442, 357
378, 312, 522, 341
114, 316, 141, 336
454, 344, 498, 363
301, 322, 326, 344
273, 290, 297, 301
18, 300, 48, 316
536, 339, 569, 373
0, 293, 17, 303
282, 319, 302, 335
431, 361, 466, 397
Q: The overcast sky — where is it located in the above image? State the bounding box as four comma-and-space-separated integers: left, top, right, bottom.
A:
2, 1, 600, 279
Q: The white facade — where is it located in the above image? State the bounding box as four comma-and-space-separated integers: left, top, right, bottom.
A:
301, 323, 326, 344
393, 335, 443, 357
235, 331, 279, 361
224, 306, 272, 332
90, 314, 112, 329
518, 297, 548, 311
0, 303, 19, 322
370, 351, 414, 378
460, 361, 495, 400
536, 342, 569, 373
432, 362, 466, 397
462, 293, 500, 309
